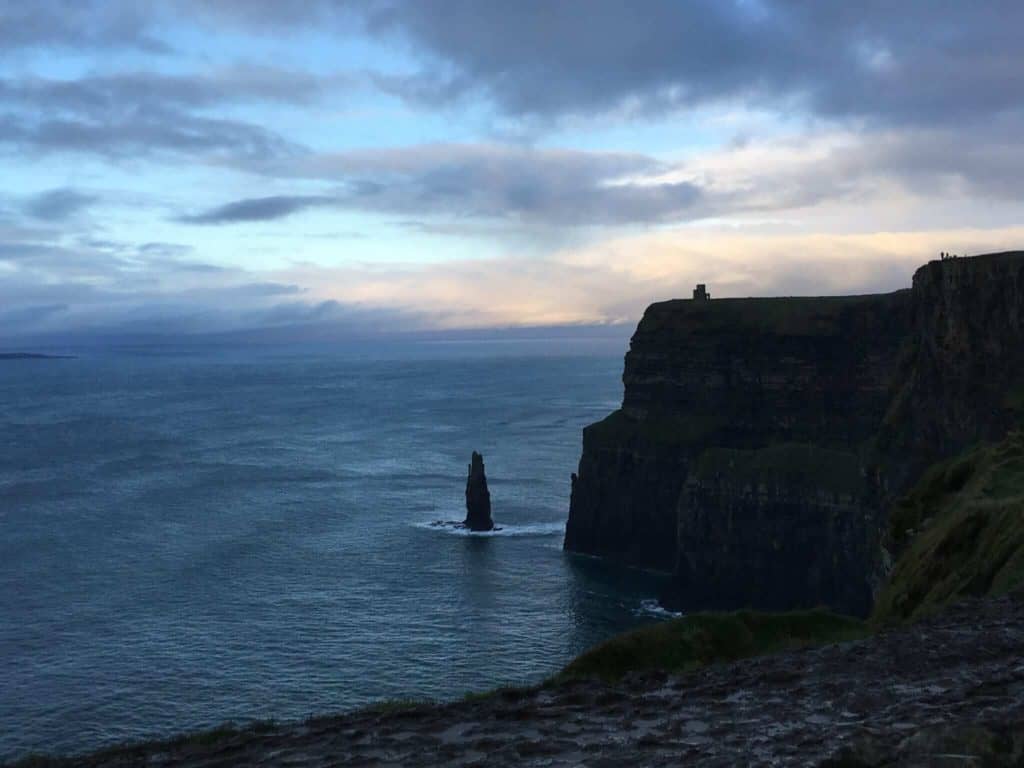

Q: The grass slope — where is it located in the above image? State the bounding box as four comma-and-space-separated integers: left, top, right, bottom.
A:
873, 430, 1024, 624
559, 609, 866, 682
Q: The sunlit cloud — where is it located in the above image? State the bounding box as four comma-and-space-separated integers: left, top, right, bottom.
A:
2, 2, 1024, 343
274, 227, 1024, 330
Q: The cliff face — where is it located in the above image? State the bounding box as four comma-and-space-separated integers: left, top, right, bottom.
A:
880, 253, 1024, 488
564, 251, 1024, 616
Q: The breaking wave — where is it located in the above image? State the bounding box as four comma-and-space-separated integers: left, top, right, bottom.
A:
415, 520, 565, 537
635, 598, 684, 619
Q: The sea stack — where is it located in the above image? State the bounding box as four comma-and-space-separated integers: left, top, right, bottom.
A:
464, 451, 494, 531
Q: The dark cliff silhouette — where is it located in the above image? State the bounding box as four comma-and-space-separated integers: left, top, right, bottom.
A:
565, 250, 1024, 617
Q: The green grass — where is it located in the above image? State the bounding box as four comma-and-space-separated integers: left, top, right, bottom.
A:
873, 430, 1024, 624
584, 407, 729, 448
557, 609, 867, 682
639, 293, 906, 338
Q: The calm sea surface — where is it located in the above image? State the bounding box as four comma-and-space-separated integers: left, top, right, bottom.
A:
0, 343, 669, 761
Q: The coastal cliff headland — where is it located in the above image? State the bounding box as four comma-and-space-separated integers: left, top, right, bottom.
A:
13, 251, 1024, 767
565, 250, 1024, 617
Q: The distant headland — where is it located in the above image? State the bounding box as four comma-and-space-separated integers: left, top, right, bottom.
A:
0, 352, 74, 360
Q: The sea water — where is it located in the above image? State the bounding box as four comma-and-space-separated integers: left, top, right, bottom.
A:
0, 342, 670, 761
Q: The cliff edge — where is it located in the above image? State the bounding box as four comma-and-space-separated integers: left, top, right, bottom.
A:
565, 251, 1024, 616
15, 592, 1024, 767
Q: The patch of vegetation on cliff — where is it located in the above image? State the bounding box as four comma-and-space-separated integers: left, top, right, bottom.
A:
584, 407, 730, 449
873, 431, 1024, 625
692, 443, 863, 497
558, 609, 866, 682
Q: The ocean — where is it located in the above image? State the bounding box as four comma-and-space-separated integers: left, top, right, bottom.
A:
0, 342, 670, 762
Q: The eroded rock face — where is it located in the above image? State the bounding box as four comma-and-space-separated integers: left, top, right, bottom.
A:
880, 252, 1024, 492
565, 251, 1024, 615
565, 292, 910, 614
464, 451, 494, 531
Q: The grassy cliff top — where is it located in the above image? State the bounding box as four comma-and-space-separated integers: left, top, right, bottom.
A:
633, 250, 1024, 342
635, 290, 909, 339
559, 609, 866, 682
913, 249, 1024, 276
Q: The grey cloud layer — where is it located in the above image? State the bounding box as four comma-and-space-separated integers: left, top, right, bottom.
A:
0, 69, 323, 159
4, 2, 1022, 209
0, 0, 166, 52
0, 69, 330, 112
368, 0, 1024, 125
23, 188, 98, 221
11, 1, 1024, 127
174, 0, 1024, 127
184, 144, 701, 225
184, 122, 1024, 229
178, 196, 334, 224
0, 229, 384, 339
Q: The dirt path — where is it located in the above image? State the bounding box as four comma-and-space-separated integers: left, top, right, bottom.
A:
16, 594, 1024, 767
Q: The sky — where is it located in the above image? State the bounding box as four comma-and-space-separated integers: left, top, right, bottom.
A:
4, 1, 1024, 343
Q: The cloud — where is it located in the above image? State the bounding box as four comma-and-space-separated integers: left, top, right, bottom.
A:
0, 303, 69, 329
355, 1, 1024, 127
5, 4, 1023, 223
5, 216, 1024, 343
4, 1, 1024, 348
0, 68, 329, 161
0, 110, 298, 162
178, 195, 332, 224
136, 242, 196, 259
195, 144, 702, 226
27, 2, 1020, 129
277, 227, 1024, 330
23, 188, 98, 221
0, 0, 167, 52
0, 68, 330, 113
191, 120, 1024, 230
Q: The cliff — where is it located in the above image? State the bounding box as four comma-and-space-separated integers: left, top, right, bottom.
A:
879, 252, 1024, 487
565, 251, 1024, 616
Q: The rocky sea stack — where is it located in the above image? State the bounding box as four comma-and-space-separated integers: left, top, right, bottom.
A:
464, 451, 494, 531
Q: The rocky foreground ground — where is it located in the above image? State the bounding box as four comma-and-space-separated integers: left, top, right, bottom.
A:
20, 593, 1024, 767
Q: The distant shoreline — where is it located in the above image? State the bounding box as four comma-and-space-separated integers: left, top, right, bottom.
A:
0, 352, 75, 360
